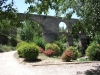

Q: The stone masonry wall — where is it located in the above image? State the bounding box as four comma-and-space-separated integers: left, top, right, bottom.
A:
18, 13, 77, 44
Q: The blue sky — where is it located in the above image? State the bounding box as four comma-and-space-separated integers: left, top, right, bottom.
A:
7, 0, 79, 19
7, 0, 79, 28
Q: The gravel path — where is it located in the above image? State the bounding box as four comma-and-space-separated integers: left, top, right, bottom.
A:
0, 51, 100, 75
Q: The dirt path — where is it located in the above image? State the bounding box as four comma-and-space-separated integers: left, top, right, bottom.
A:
0, 51, 100, 75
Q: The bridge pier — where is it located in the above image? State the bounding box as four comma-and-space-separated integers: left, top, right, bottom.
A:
67, 32, 74, 47
78, 32, 89, 55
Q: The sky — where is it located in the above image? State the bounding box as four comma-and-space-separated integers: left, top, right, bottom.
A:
7, 0, 79, 18
7, 0, 79, 28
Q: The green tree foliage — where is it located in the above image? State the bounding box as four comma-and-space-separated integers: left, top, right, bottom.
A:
71, 0, 100, 39
59, 26, 66, 32
19, 20, 42, 42
1, 0, 100, 43
33, 36, 46, 49
0, 0, 23, 31
17, 41, 39, 60
45, 43, 61, 56
86, 41, 100, 61
0, 0, 23, 44
25, 0, 100, 41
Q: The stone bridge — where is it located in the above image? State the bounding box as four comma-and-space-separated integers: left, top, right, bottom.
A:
18, 13, 78, 46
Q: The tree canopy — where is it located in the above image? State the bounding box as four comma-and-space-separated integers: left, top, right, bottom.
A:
19, 20, 42, 42
0, 0, 23, 31
24, 0, 100, 38
0, 0, 100, 40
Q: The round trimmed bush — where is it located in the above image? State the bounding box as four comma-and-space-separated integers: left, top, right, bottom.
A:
16, 41, 28, 49
16, 41, 29, 57
86, 41, 100, 61
22, 44, 39, 61
61, 50, 75, 62
66, 46, 79, 60
45, 43, 61, 56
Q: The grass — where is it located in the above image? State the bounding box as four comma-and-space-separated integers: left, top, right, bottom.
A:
0, 44, 15, 52
38, 53, 61, 61
74, 56, 90, 62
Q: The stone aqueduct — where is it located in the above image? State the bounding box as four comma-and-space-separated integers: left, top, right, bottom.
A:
18, 13, 79, 46
0, 13, 89, 49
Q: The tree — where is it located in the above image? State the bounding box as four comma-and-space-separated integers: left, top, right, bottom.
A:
25, 0, 100, 40
19, 20, 42, 42
0, 0, 100, 42
0, 0, 24, 45
0, 0, 23, 31
70, 0, 100, 38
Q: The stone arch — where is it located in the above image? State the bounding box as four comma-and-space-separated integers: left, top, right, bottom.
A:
17, 13, 77, 44
18, 13, 89, 51
59, 22, 67, 32
58, 22, 67, 43
58, 21, 74, 47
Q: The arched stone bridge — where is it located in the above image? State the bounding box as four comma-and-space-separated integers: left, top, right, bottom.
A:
18, 13, 78, 46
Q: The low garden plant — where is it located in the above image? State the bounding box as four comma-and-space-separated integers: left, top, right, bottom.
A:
39, 47, 45, 53
17, 41, 39, 61
16, 41, 29, 57
66, 46, 79, 60
43, 49, 55, 57
54, 41, 66, 54
16, 40, 100, 62
33, 36, 46, 49
86, 41, 100, 61
61, 50, 75, 62
0, 44, 15, 52
45, 43, 61, 56
22, 44, 39, 61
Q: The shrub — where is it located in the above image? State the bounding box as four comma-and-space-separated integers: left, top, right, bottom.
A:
16, 41, 28, 49
10, 37, 17, 47
61, 50, 75, 62
39, 47, 45, 53
0, 44, 15, 52
94, 32, 100, 43
66, 46, 79, 60
16, 41, 29, 57
22, 44, 39, 61
45, 43, 61, 56
86, 41, 100, 61
59, 34, 66, 43
33, 36, 46, 49
43, 49, 55, 57
54, 41, 65, 54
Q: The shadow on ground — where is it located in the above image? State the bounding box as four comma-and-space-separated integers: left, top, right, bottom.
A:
24, 59, 42, 63
85, 66, 100, 75
14, 52, 42, 63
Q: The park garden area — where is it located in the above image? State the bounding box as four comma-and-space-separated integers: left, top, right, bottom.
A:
0, 0, 100, 64
0, 0, 100, 62
16, 30, 100, 63
0, 19, 100, 63
0, 1, 100, 75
